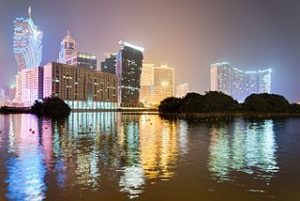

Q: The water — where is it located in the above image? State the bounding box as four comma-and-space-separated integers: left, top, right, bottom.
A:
0, 113, 299, 201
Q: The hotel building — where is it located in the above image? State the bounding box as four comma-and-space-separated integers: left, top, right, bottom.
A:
43, 62, 118, 110
58, 31, 97, 70
13, 7, 43, 71
140, 64, 175, 106
210, 62, 272, 102
116, 41, 144, 108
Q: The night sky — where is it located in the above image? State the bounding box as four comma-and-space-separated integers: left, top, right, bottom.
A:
0, 0, 300, 102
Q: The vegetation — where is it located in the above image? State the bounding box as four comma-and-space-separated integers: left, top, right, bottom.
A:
243, 93, 290, 113
159, 91, 300, 114
159, 91, 239, 113
31, 96, 71, 119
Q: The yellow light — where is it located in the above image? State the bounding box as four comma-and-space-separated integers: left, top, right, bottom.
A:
161, 81, 169, 87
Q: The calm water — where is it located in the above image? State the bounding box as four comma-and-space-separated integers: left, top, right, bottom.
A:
0, 113, 300, 201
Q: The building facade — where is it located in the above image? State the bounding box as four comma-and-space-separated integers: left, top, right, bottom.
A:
116, 41, 144, 107
43, 62, 117, 110
210, 62, 272, 102
58, 32, 97, 70
20, 67, 44, 107
176, 83, 189, 98
13, 7, 43, 71
140, 64, 175, 106
152, 65, 175, 105
101, 53, 117, 74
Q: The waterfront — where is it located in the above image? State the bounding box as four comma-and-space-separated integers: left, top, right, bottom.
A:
0, 113, 299, 201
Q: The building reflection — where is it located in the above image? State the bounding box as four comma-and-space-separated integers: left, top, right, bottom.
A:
208, 119, 279, 182
5, 114, 47, 201
1, 112, 188, 200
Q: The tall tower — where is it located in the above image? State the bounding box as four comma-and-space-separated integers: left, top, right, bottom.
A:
58, 31, 77, 63
13, 6, 43, 71
116, 41, 144, 108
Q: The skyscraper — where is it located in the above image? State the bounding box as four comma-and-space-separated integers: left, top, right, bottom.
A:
58, 32, 97, 70
140, 63, 175, 106
152, 65, 175, 104
13, 6, 43, 70
116, 41, 144, 107
210, 62, 272, 102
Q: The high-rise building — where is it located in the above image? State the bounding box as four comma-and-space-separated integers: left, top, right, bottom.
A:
139, 64, 175, 106
101, 53, 117, 74
13, 6, 43, 71
140, 63, 154, 106
210, 62, 272, 102
116, 41, 144, 107
152, 65, 175, 105
58, 31, 77, 64
43, 62, 118, 110
19, 67, 44, 107
176, 83, 189, 98
58, 32, 97, 70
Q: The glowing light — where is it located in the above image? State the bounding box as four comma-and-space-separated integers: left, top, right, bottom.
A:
119, 40, 145, 52
13, 7, 43, 70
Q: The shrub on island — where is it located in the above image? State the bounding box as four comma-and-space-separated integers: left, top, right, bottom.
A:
242, 93, 290, 113
31, 96, 71, 119
159, 91, 299, 114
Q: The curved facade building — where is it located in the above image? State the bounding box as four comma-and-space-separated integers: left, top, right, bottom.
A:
13, 7, 43, 70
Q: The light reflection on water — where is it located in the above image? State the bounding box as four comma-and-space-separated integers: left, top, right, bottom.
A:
208, 119, 279, 183
0, 113, 298, 200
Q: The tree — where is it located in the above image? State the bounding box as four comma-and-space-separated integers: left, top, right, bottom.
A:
202, 91, 239, 112
243, 93, 290, 113
31, 96, 71, 119
158, 97, 182, 113
179, 93, 205, 113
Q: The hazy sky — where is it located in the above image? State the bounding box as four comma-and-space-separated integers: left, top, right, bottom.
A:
0, 0, 300, 102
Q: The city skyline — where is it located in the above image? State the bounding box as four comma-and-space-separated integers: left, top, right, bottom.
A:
1, 0, 300, 102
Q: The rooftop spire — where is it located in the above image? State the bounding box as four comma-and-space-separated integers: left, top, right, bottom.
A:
28, 6, 32, 18
67, 30, 70, 36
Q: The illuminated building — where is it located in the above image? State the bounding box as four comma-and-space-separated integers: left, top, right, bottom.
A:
43, 62, 118, 110
116, 41, 144, 107
140, 63, 154, 105
13, 6, 43, 71
101, 53, 117, 74
19, 66, 44, 107
176, 83, 189, 98
58, 31, 97, 70
210, 62, 272, 102
0, 89, 5, 105
140, 64, 175, 106
152, 65, 175, 105
8, 86, 16, 102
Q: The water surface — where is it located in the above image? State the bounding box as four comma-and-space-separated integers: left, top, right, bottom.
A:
0, 113, 299, 201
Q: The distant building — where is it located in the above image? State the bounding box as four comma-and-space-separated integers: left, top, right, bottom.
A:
0, 89, 5, 106
19, 67, 44, 107
8, 86, 16, 102
176, 83, 189, 98
43, 62, 117, 110
13, 6, 43, 71
101, 53, 117, 74
152, 65, 175, 105
140, 64, 175, 106
116, 41, 144, 107
58, 31, 97, 70
210, 62, 272, 102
